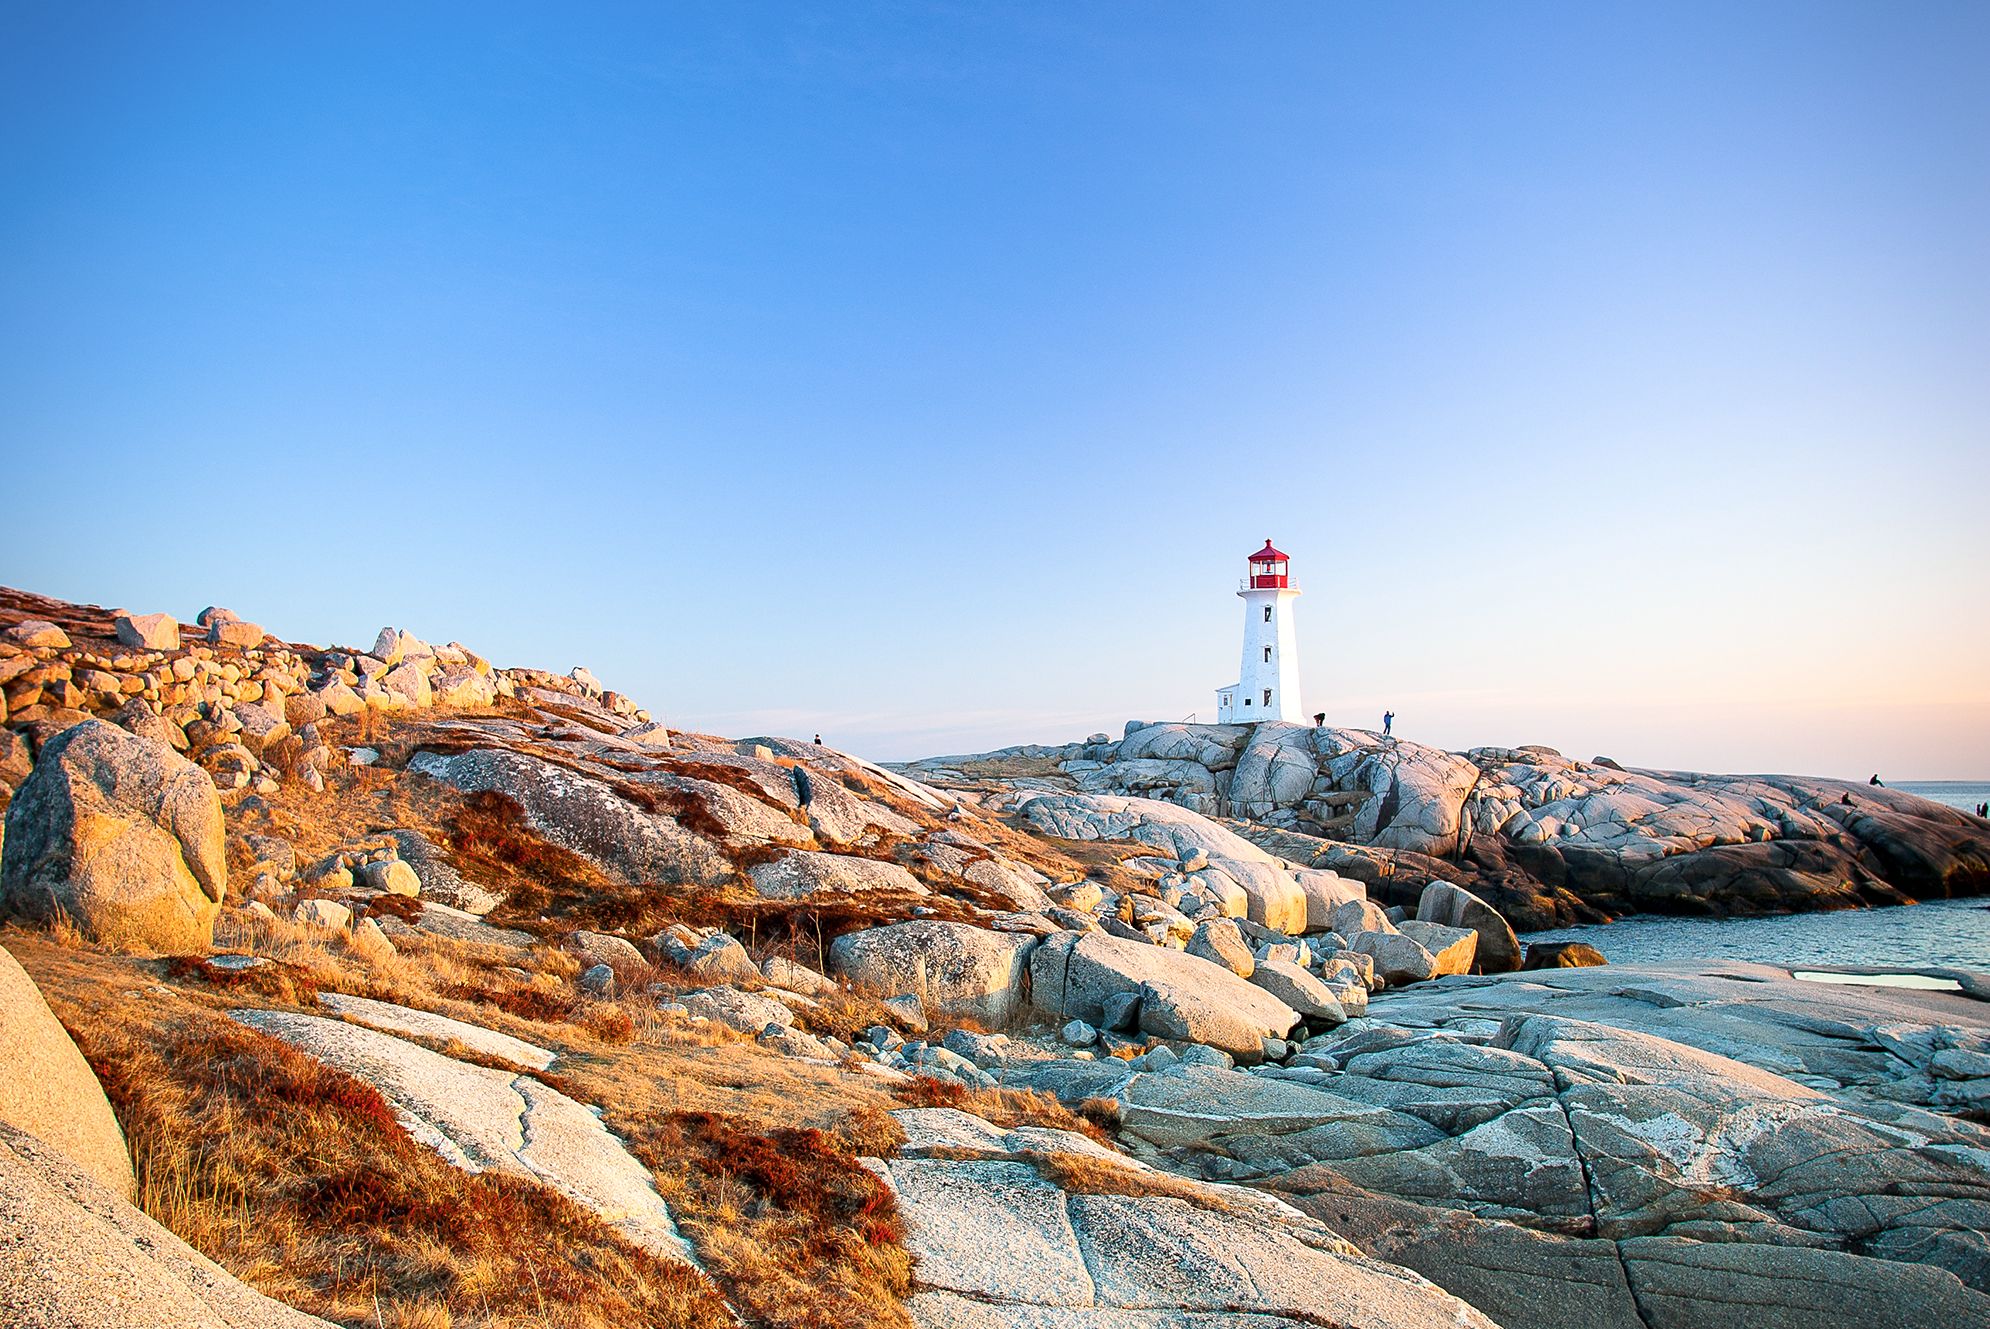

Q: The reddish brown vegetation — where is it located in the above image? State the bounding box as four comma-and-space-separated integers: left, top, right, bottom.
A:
362, 891, 425, 923
620, 1110, 914, 1329
161, 953, 326, 1004
441, 789, 602, 917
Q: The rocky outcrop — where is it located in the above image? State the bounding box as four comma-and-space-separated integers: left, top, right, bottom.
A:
1, 721, 225, 951
409, 747, 744, 886
0, 1120, 337, 1328
1022, 792, 1309, 931
904, 722, 1990, 927
874, 1106, 1499, 1329
0, 945, 133, 1198
0, 584, 666, 801
1319, 1184, 1990, 1329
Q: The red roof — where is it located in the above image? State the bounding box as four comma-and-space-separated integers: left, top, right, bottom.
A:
1249, 540, 1289, 563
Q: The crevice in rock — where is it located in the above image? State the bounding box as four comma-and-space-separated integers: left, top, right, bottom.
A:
1540, 1063, 1655, 1329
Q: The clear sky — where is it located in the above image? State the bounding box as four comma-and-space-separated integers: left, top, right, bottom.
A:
3, 3, 1986, 776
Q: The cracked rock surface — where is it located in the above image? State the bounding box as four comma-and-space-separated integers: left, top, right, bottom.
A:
997, 961, 1990, 1329
231, 1008, 698, 1267
868, 1107, 1498, 1329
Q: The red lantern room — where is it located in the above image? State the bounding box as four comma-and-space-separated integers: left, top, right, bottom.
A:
1247, 540, 1290, 589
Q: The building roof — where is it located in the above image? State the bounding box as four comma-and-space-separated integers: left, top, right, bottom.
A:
1249, 540, 1289, 563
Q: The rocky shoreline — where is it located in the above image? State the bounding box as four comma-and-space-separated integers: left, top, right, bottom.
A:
899, 721, 1990, 929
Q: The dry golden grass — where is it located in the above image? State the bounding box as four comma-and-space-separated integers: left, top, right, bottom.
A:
893, 1079, 1119, 1147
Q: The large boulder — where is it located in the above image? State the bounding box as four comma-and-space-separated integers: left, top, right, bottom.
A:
1185, 918, 1254, 977
1, 722, 225, 952
112, 613, 178, 651
0, 1120, 336, 1328
653, 926, 760, 985
5, 621, 70, 649
1350, 929, 1438, 985
829, 921, 1038, 1027
432, 667, 496, 708
1416, 880, 1521, 973
0, 946, 134, 1198
1396, 920, 1478, 977
1523, 940, 1607, 969
565, 929, 646, 971
1248, 957, 1348, 1026
1029, 929, 1299, 1062
207, 619, 264, 649
379, 660, 432, 709
1293, 867, 1363, 930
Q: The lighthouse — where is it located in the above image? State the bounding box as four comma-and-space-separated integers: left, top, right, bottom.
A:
1215, 540, 1304, 724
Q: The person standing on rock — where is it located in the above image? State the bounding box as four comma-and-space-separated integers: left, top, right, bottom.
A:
1383, 710, 1394, 738
813, 733, 822, 746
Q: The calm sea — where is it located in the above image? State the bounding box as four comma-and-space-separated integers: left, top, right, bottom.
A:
1894, 780, 1990, 813
1522, 897, 1990, 971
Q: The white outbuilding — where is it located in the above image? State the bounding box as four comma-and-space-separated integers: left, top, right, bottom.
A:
1215, 540, 1305, 724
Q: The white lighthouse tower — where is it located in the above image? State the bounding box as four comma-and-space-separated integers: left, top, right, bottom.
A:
1216, 540, 1305, 724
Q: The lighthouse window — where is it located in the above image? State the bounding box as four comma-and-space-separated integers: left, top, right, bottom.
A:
1263, 646, 1272, 663
1263, 606, 1272, 623
1243, 697, 1252, 707
1263, 688, 1273, 706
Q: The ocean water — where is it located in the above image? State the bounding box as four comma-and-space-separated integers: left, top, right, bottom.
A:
1522, 897, 1990, 971
1516, 780, 1990, 972
1894, 780, 1990, 813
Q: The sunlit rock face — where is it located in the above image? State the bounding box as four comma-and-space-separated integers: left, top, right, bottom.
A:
902, 722, 1990, 928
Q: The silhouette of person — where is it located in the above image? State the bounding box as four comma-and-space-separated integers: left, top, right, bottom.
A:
1383, 710, 1394, 738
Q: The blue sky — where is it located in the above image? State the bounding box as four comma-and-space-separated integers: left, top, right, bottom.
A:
3, 3, 1986, 775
